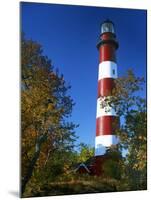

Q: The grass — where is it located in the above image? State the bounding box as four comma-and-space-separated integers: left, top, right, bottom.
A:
23, 173, 147, 197
23, 175, 123, 197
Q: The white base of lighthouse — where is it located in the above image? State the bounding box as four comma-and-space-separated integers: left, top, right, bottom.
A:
95, 144, 106, 156
95, 135, 119, 156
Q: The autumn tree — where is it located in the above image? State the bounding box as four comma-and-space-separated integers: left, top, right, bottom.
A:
99, 69, 146, 190
101, 69, 147, 189
21, 36, 78, 196
123, 109, 147, 190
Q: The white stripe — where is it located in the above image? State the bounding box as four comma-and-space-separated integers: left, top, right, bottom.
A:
96, 97, 116, 117
95, 135, 119, 148
98, 61, 117, 80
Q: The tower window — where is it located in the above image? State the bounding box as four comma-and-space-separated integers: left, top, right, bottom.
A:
112, 69, 115, 75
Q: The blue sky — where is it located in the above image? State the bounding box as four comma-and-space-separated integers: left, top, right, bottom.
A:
21, 2, 147, 147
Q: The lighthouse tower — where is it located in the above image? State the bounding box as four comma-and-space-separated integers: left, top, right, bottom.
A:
74, 20, 120, 176
95, 20, 119, 157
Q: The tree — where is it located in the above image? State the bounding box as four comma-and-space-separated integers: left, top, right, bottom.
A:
77, 143, 95, 163
21, 36, 78, 196
100, 69, 146, 190
103, 69, 146, 189
124, 110, 147, 190
102, 147, 123, 180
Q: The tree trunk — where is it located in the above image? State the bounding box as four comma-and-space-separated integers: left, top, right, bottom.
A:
21, 134, 47, 195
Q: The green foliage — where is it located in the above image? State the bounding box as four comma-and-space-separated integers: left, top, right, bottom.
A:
102, 148, 122, 180
77, 143, 95, 163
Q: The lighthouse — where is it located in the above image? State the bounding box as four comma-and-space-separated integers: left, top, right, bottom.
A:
75, 20, 120, 176
95, 20, 119, 157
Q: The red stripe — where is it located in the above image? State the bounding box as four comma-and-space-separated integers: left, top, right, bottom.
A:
99, 44, 116, 62
98, 78, 115, 97
101, 32, 115, 41
96, 116, 119, 136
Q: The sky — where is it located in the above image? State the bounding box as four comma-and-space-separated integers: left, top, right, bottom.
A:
21, 2, 147, 147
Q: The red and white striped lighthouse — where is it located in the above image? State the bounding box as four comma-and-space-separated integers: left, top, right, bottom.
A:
95, 20, 119, 156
